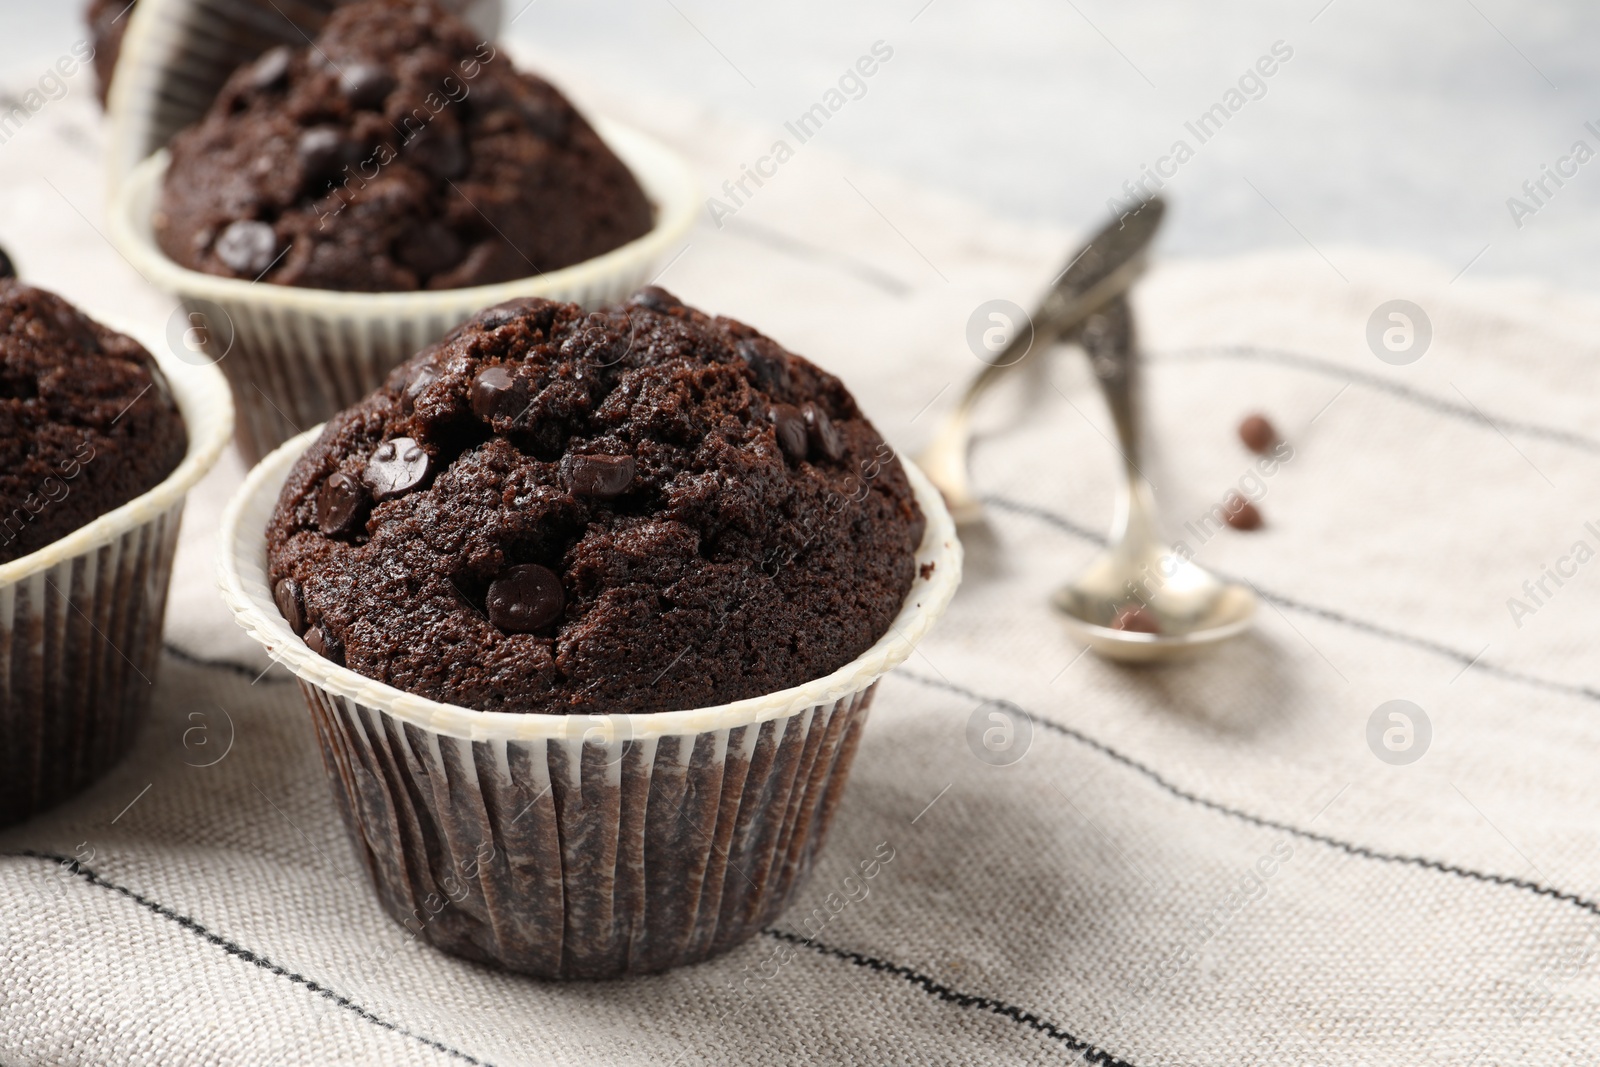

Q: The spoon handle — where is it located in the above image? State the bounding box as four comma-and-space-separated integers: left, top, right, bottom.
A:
961, 200, 1166, 414
1079, 294, 1142, 472
915, 204, 1166, 523
1077, 294, 1161, 549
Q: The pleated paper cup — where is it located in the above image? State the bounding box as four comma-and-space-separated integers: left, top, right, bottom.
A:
108, 118, 699, 465
218, 427, 961, 978
0, 323, 233, 827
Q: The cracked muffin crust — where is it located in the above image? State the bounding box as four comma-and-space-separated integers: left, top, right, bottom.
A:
266, 288, 925, 714
154, 0, 653, 292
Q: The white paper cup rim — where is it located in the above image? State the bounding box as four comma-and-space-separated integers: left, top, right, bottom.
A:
107, 117, 699, 314
218, 426, 962, 743
0, 317, 234, 588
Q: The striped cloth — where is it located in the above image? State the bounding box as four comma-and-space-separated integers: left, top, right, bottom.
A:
2, 50, 1599, 1066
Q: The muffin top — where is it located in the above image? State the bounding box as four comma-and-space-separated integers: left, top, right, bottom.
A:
0, 281, 187, 564
154, 0, 653, 292
87, 0, 492, 107
266, 289, 926, 715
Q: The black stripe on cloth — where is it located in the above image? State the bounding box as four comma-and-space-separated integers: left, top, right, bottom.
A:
985, 495, 1600, 707
3, 851, 494, 1067
763, 929, 1141, 1066
5, 847, 1137, 1065
1156, 344, 1600, 455
894, 671, 1600, 922
162, 643, 292, 685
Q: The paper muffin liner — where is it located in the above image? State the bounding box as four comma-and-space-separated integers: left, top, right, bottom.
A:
110, 119, 699, 464
0, 323, 233, 827
106, 0, 502, 185
218, 428, 961, 978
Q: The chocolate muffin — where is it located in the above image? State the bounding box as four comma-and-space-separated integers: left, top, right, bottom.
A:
0, 281, 187, 564
267, 289, 925, 715
153, 0, 654, 292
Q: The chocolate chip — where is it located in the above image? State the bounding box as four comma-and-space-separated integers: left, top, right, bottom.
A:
339, 63, 395, 109
629, 286, 682, 313
297, 127, 348, 185
560, 312, 633, 368
0, 245, 14, 279
566, 454, 635, 499
316, 472, 368, 537
214, 220, 280, 276
472, 299, 538, 330
736, 338, 790, 393
304, 625, 344, 665
801, 402, 844, 462
274, 578, 305, 634
1238, 414, 1277, 454
363, 437, 430, 501
476, 309, 518, 330
471, 366, 528, 422
518, 95, 569, 140
1111, 605, 1160, 633
52, 305, 99, 353
395, 221, 465, 278
404, 128, 467, 180
486, 564, 565, 633
401, 363, 439, 413
768, 404, 808, 462
248, 46, 292, 90
1223, 494, 1263, 531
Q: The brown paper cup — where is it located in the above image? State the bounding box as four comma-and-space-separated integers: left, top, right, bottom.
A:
218, 428, 961, 978
0, 324, 233, 826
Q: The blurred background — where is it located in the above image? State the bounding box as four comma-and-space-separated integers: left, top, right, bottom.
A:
8, 0, 1597, 286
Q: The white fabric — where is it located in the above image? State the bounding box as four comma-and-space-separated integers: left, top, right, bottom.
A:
1, 60, 1598, 1067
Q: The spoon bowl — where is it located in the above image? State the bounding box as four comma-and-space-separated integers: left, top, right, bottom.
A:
1053, 555, 1257, 662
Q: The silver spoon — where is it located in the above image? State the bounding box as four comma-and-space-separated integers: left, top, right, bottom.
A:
917, 199, 1167, 525
1051, 295, 1256, 661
